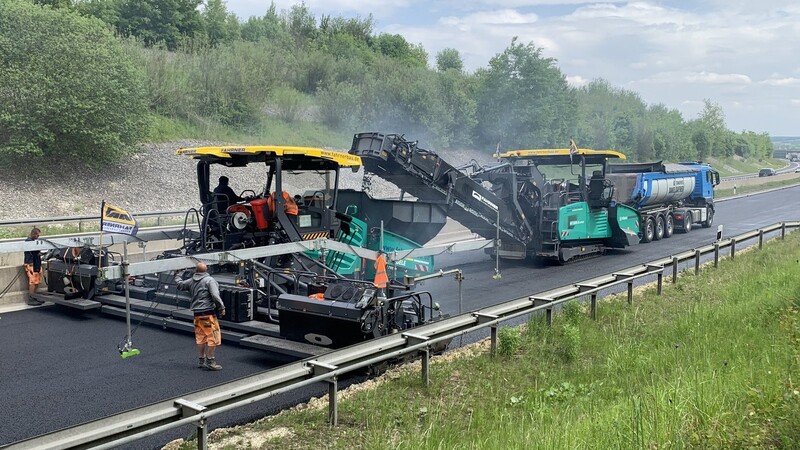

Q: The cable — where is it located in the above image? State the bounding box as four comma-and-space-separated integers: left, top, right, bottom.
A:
116, 273, 184, 355
0, 269, 22, 299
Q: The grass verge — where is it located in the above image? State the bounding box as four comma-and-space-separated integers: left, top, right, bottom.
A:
708, 157, 787, 178
180, 232, 800, 450
716, 177, 800, 198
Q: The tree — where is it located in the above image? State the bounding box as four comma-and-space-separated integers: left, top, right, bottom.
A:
239, 3, 290, 46
75, 0, 122, 25
0, 0, 150, 163
371, 33, 427, 67
34, 0, 72, 8
286, 2, 316, 48
438, 69, 477, 147
697, 99, 726, 156
202, 0, 239, 46
436, 48, 463, 73
474, 38, 576, 150
116, 0, 203, 50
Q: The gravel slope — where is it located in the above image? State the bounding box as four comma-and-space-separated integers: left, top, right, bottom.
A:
0, 141, 494, 220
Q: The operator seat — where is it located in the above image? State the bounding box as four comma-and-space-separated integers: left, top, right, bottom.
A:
588, 170, 611, 208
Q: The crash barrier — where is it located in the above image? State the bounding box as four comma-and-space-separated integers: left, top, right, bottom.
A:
5, 220, 798, 450
0, 209, 191, 232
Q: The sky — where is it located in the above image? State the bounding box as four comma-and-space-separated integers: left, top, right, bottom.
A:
224, 1, 800, 136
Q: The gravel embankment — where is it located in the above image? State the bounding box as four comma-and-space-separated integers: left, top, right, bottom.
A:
0, 141, 494, 220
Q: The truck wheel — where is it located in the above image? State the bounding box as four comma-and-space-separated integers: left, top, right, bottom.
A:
702, 209, 714, 228
683, 212, 693, 233
664, 215, 674, 238
654, 216, 665, 241
641, 217, 654, 243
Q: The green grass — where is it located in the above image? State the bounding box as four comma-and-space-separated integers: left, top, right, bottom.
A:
187, 232, 800, 450
147, 114, 351, 148
708, 156, 787, 178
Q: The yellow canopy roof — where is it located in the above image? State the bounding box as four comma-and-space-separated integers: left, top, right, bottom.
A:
176, 145, 363, 167
494, 148, 627, 159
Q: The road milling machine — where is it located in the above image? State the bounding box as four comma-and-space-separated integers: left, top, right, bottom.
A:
349, 133, 641, 263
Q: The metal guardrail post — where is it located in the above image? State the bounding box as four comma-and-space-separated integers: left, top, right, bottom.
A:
672, 257, 678, 283
175, 399, 208, 450
590, 293, 597, 320
759, 230, 764, 249
627, 281, 633, 305
694, 249, 701, 275
475, 313, 499, 357
307, 361, 338, 426
532, 297, 553, 326
420, 349, 430, 386
404, 333, 430, 386
714, 243, 719, 267
196, 419, 208, 450
490, 326, 497, 357
731, 239, 736, 260
328, 377, 338, 426
657, 272, 663, 295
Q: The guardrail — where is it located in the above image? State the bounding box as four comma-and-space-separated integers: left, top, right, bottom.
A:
5, 220, 798, 450
0, 209, 193, 232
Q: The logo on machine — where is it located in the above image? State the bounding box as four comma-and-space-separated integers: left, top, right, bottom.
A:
471, 191, 498, 211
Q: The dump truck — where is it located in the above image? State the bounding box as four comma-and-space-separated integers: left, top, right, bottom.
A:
607, 161, 720, 242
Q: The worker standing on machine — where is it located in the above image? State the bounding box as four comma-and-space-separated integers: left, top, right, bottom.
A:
373, 250, 389, 298
23, 227, 44, 306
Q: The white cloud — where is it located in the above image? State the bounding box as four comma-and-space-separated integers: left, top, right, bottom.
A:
683, 72, 752, 85
760, 77, 800, 86
440, 9, 539, 26
566, 75, 589, 87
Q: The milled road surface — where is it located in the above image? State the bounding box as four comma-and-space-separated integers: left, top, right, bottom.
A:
2, 185, 799, 449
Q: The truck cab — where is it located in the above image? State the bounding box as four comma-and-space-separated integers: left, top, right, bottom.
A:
679, 162, 720, 203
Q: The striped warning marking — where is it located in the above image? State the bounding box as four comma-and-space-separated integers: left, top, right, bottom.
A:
302, 231, 330, 240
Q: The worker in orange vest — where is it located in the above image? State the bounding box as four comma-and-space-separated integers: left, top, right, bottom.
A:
373, 250, 389, 297
267, 191, 298, 217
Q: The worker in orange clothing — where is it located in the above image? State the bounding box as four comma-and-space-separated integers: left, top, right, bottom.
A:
373, 250, 389, 297
267, 191, 299, 217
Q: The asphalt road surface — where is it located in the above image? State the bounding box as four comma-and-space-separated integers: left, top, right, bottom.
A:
2, 185, 798, 449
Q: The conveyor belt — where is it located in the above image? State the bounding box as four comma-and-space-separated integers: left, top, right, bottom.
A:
350, 133, 524, 244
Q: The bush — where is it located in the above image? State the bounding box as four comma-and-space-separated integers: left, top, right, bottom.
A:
497, 326, 522, 357
316, 81, 363, 131
271, 86, 308, 123
561, 300, 584, 325
0, 0, 150, 164
559, 323, 581, 362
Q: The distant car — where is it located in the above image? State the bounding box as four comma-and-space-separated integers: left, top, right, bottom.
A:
759, 168, 776, 177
